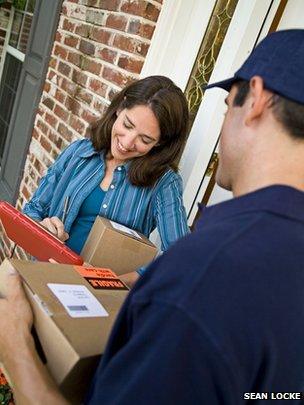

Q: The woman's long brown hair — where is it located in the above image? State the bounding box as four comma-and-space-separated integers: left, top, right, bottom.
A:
90, 76, 189, 187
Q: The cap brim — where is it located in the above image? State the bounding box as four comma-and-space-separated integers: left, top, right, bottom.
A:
203, 77, 236, 92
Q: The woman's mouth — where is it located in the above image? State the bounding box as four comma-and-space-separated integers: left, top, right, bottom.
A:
117, 140, 129, 154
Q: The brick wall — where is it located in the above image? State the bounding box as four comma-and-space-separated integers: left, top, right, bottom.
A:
0, 3, 12, 62
0, 0, 163, 261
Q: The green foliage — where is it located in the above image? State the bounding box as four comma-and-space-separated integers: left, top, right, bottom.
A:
0, 384, 12, 405
13, 0, 27, 10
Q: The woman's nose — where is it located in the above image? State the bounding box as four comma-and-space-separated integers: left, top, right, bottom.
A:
123, 134, 137, 150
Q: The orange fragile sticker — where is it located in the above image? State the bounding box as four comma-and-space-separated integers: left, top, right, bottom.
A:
74, 266, 128, 291
74, 266, 117, 279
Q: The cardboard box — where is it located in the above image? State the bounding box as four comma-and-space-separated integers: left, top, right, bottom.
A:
81, 217, 158, 275
0, 259, 129, 404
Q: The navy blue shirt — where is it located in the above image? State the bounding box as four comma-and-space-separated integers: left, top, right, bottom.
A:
86, 185, 304, 404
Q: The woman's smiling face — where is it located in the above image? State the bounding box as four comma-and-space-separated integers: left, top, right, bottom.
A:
110, 104, 161, 164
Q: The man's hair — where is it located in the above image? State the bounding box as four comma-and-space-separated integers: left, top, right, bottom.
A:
233, 80, 304, 139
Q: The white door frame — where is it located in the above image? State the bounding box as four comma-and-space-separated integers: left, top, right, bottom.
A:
142, 0, 284, 227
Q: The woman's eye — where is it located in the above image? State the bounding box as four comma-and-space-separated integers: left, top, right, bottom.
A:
123, 122, 132, 129
141, 137, 151, 145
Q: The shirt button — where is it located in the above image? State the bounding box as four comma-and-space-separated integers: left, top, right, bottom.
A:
102, 204, 107, 209
110, 184, 115, 189
117, 166, 122, 171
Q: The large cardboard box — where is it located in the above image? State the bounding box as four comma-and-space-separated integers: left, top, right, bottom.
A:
0, 259, 129, 404
81, 217, 158, 275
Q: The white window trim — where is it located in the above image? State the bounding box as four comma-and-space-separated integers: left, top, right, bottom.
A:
142, 0, 283, 226
141, 0, 217, 91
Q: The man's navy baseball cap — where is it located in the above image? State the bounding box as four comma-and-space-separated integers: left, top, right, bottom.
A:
205, 29, 304, 105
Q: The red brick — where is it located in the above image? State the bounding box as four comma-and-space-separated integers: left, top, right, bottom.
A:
69, 116, 85, 134
75, 87, 93, 105
89, 78, 107, 97
49, 57, 57, 68
58, 123, 74, 142
54, 104, 69, 121
75, 23, 91, 38
66, 96, 82, 115
62, 18, 76, 33
47, 70, 56, 81
113, 34, 136, 53
81, 109, 99, 124
135, 41, 149, 57
106, 14, 128, 31
32, 128, 40, 141
55, 89, 66, 104
44, 82, 51, 93
98, 0, 120, 11
121, 1, 160, 22
120, 0, 146, 17
61, 78, 77, 96
96, 47, 117, 63
36, 119, 48, 135
113, 34, 149, 57
79, 39, 95, 55
128, 19, 155, 39
40, 135, 52, 153
54, 44, 68, 60
45, 112, 58, 129
72, 69, 88, 87
33, 158, 44, 176
118, 55, 143, 73
144, 3, 160, 22
42, 97, 55, 110
64, 35, 79, 48
58, 61, 71, 77
22, 185, 31, 201
67, 51, 81, 67
81, 57, 102, 75
55, 31, 62, 43
90, 27, 111, 45
102, 66, 133, 87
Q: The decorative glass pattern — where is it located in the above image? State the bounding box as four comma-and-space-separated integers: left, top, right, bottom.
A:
185, 0, 239, 126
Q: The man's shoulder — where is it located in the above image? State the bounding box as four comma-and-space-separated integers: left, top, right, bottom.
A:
134, 208, 300, 308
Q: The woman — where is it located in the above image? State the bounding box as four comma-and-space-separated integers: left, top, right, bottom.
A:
24, 76, 189, 283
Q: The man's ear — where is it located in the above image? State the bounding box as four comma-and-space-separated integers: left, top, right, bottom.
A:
245, 76, 270, 126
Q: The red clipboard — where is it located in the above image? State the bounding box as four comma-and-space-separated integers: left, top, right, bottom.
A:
0, 201, 83, 265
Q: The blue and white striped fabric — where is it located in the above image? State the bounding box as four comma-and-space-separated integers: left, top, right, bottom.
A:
23, 139, 189, 253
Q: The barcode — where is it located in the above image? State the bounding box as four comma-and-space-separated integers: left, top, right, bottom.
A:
67, 305, 88, 311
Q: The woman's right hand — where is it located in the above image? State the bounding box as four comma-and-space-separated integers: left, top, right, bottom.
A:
40, 217, 69, 242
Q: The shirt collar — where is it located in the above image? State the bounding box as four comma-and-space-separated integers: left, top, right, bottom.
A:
196, 185, 304, 229
78, 146, 131, 171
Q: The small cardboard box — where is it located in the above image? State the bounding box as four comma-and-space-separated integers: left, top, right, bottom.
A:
81, 217, 158, 275
0, 259, 129, 404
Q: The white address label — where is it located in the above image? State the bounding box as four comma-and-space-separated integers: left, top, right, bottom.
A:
47, 283, 109, 318
110, 220, 141, 239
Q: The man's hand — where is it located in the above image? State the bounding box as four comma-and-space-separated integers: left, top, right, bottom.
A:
0, 264, 69, 404
40, 217, 69, 242
0, 265, 33, 363
119, 271, 139, 289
